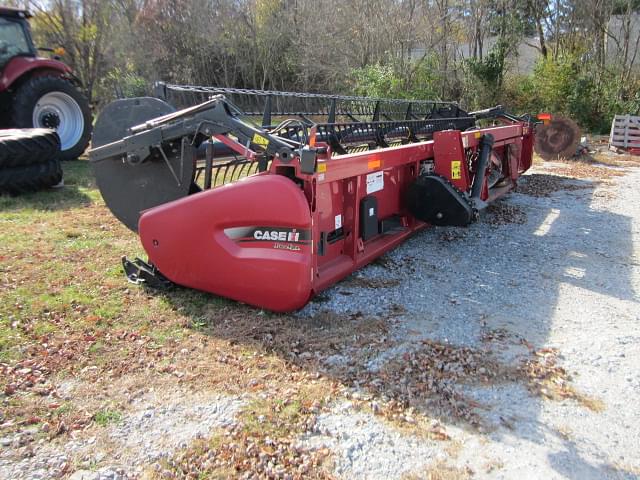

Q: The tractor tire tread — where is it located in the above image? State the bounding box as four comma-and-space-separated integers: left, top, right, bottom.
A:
0, 158, 63, 195
0, 128, 61, 168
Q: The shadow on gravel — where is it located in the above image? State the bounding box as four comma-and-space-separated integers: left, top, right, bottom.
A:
518, 174, 637, 304
158, 172, 638, 478
0, 159, 93, 211
549, 438, 636, 480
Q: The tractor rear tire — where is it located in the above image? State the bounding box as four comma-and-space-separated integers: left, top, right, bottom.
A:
0, 128, 61, 168
11, 75, 92, 161
0, 158, 63, 196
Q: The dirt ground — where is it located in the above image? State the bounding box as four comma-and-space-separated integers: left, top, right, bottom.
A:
1, 152, 639, 480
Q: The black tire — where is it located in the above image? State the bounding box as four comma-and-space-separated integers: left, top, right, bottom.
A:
11, 75, 92, 161
0, 158, 63, 195
0, 128, 61, 168
0, 92, 12, 128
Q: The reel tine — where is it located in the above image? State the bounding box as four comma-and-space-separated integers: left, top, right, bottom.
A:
229, 162, 241, 182
222, 163, 232, 185
213, 163, 224, 187
205, 159, 265, 189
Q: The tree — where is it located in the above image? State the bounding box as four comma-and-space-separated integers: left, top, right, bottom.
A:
31, 0, 115, 103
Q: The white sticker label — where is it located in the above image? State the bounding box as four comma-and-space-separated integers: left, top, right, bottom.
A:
335, 214, 342, 230
369, 207, 374, 217
366, 171, 384, 194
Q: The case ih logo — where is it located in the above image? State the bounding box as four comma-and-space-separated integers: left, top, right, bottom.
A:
224, 226, 311, 245
253, 229, 301, 242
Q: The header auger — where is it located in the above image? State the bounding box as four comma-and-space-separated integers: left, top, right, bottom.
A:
89, 84, 535, 311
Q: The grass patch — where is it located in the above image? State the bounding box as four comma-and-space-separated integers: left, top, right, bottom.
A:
54, 402, 74, 416
0, 160, 95, 212
0, 157, 229, 435
591, 152, 640, 167
88, 340, 105, 355
404, 461, 473, 480
93, 408, 123, 426
158, 383, 334, 478
242, 396, 306, 439
147, 324, 186, 346
0, 322, 25, 362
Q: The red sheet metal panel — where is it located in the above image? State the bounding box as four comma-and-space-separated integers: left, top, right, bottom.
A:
137, 121, 533, 311
139, 174, 313, 312
433, 130, 471, 190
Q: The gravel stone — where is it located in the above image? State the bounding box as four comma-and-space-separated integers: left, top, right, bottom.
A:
298, 165, 640, 479
301, 403, 440, 479
68, 471, 99, 480
0, 393, 244, 479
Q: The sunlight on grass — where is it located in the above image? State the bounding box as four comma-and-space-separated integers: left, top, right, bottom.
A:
147, 324, 186, 346
0, 157, 217, 369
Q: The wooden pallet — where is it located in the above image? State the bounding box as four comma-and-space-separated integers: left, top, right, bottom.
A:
609, 114, 640, 149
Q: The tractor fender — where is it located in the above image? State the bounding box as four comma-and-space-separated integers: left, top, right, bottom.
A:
139, 174, 314, 312
0, 56, 73, 91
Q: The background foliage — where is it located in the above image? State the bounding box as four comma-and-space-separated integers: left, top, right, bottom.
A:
8, 0, 640, 132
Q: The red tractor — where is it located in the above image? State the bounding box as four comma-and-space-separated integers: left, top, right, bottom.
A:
0, 7, 91, 160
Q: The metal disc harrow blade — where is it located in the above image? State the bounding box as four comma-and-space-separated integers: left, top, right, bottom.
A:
91, 97, 196, 232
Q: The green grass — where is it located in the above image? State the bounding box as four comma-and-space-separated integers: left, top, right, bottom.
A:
0, 325, 24, 362
93, 408, 123, 426
147, 324, 186, 345
0, 160, 96, 212
242, 397, 304, 438
0, 159, 189, 362
0, 159, 271, 439
54, 402, 74, 416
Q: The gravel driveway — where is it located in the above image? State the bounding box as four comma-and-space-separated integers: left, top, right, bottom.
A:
299, 160, 640, 479
1, 159, 638, 480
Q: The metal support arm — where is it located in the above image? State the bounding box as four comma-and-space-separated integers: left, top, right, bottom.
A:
89, 96, 299, 165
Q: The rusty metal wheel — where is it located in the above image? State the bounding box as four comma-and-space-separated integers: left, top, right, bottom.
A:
534, 117, 581, 160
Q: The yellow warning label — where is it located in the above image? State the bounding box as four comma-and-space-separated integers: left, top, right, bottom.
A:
252, 133, 269, 147
451, 160, 462, 180
316, 162, 327, 173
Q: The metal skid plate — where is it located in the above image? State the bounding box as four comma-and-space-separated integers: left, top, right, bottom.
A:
90, 97, 196, 232
406, 175, 473, 227
122, 256, 172, 289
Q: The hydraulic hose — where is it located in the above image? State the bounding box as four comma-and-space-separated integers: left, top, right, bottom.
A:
471, 133, 494, 199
